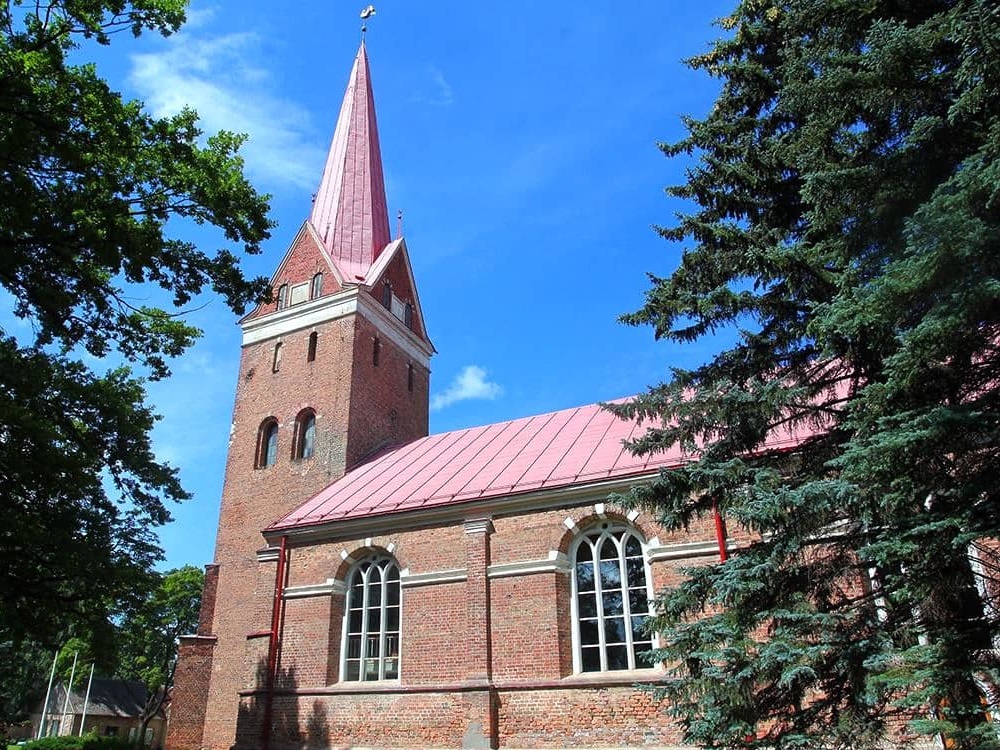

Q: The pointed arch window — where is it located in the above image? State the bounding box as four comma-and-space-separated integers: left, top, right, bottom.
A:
381, 281, 392, 309
255, 419, 279, 469
342, 555, 401, 681
572, 525, 654, 673
311, 273, 323, 299
293, 409, 316, 460
277, 284, 288, 310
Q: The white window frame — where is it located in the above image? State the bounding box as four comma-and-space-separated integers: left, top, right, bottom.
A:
340, 554, 401, 682
570, 523, 656, 674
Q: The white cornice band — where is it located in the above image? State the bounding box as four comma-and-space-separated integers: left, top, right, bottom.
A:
283, 579, 347, 600
646, 540, 733, 562
399, 568, 467, 588
488, 551, 571, 578
241, 287, 433, 368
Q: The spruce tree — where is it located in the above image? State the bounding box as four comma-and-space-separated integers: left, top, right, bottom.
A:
616, 1, 1000, 747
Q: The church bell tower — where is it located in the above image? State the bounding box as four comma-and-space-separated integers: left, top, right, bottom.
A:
167, 41, 434, 750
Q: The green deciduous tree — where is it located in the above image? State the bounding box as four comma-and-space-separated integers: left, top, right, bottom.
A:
0, 0, 271, 694
615, 1, 1000, 748
115, 566, 203, 746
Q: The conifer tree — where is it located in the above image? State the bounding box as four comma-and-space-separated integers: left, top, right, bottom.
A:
617, 1, 1000, 747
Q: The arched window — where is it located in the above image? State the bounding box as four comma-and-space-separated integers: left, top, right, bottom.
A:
292, 409, 316, 460
255, 419, 279, 469
572, 525, 654, 673
381, 280, 392, 309
277, 284, 288, 310
343, 555, 400, 681
311, 273, 323, 299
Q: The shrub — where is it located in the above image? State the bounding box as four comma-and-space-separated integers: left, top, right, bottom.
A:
20, 735, 134, 750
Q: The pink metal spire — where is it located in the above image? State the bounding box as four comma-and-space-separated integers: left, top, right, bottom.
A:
310, 41, 391, 276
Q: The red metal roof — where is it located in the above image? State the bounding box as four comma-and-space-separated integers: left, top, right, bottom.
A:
269, 392, 822, 533
309, 41, 391, 280
269, 400, 690, 531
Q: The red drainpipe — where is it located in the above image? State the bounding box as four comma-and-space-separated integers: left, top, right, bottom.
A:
261, 535, 288, 750
712, 499, 729, 562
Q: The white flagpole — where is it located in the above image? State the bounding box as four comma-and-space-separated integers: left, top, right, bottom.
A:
79, 663, 95, 736
37, 650, 59, 739
59, 652, 79, 736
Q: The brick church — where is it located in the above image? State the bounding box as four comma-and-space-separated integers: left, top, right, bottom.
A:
166, 41, 791, 750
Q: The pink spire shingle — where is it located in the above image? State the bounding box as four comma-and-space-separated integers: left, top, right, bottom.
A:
309, 41, 391, 275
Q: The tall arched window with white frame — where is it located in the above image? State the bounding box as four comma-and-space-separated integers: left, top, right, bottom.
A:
342, 555, 400, 681
572, 524, 655, 673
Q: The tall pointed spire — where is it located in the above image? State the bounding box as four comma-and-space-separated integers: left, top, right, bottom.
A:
310, 41, 391, 278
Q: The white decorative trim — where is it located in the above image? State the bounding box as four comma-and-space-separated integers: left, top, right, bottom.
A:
399, 568, 467, 588
488, 551, 571, 578
356, 293, 435, 365
626, 509, 640, 522
464, 518, 494, 535
340, 549, 355, 564
364, 536, 373, 548
242, 289, 359, 346
646, 540, 732, 562
257, 548, 281, 563
563, 518, 578, 534
241, 286, 433, 368
386, 541, 397, 555
593, 502, 607, 517
283, 579, 347, 599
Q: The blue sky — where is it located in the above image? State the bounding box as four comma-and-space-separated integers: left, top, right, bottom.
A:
35, 1, 736, 569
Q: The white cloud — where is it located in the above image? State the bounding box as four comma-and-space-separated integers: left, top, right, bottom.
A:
429, 66, 454, 106
431, 365, 502, 411
410, 65, 454, 107
128, 29, 325, 190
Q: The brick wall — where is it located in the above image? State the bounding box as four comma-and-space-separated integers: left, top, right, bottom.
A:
238, 498, 726, 749
170, 233, 431, 750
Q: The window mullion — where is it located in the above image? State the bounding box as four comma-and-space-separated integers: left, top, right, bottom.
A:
360, 567, 370, 681
620, 534, 634, 669
378, 565, 388, 680
594, 536, 607, 672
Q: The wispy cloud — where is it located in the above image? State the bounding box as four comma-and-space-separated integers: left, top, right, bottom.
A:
429, 66, 454, 106
431, 365, 502, 411
410, 64, 454, 107
128, 29, 324, 190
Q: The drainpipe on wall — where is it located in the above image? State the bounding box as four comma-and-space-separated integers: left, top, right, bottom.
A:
261, 535, 288, 750
713, 498, 729, 563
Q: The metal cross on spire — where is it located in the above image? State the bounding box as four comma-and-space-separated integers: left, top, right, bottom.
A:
360, 5, 376, 37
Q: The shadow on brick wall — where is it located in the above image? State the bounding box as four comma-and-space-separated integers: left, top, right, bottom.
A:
234, 658, 328, 750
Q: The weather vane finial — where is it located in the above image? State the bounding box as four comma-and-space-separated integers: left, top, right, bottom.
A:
360, 5, 376, 38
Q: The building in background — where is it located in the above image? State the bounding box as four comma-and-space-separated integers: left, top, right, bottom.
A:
32, 678, 166, 747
